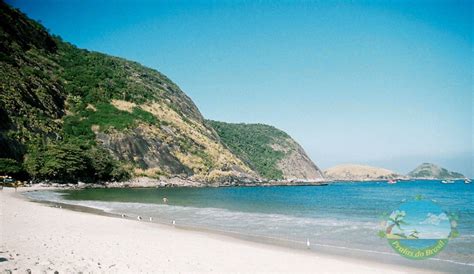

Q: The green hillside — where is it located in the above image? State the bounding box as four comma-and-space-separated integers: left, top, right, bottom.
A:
0, 2, 254, 182
0, 2, 321, 184
208, 121, 288, 179
207, 121, 323, 180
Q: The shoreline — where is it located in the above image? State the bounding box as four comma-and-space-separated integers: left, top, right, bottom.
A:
26, 177, 331, 189
0, 187, 432, 273
12, 176, 471, 191
24, 188, 473, 273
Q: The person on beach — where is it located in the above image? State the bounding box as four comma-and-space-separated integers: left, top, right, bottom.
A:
163, 197, 168, 204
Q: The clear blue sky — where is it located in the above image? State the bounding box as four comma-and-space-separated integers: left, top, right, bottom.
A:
8, 0, 473, 176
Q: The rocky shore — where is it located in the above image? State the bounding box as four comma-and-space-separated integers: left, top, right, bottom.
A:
25, 176, 329, 189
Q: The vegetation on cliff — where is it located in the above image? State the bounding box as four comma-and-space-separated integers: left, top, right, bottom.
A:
207, 121, 287, 179
207, 121, 323, 180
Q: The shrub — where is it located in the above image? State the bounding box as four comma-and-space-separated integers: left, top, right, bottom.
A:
0, 158, 23, 175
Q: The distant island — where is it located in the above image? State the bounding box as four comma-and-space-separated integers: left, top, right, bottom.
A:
324, 164, 401, 181
324, 163, 465, 181
407, 163, 465, 180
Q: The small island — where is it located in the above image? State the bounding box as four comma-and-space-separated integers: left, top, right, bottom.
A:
407, 163, 465, 180
323, 163, 466, 182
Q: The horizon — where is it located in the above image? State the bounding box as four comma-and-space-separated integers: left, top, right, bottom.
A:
7, 0, 472, 177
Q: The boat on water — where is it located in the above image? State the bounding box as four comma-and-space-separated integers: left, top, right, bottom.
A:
465, 178, 472, 184
387, 179, 397, 184
441, 180, 455, 184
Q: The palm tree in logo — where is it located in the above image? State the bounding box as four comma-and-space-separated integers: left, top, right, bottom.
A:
386, 210, 408, 235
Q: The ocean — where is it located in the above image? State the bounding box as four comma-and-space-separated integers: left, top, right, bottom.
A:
25, 180, 473, 272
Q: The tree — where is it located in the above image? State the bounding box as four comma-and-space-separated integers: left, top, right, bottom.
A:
110, 165, 131, 182
87, 147, 115, 180
0, 158, 22, 175
24, 142, 45, 179
23, 137, 130, 182
39, 142, 87, 180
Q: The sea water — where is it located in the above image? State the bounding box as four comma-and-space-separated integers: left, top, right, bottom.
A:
25, 180, 473, 272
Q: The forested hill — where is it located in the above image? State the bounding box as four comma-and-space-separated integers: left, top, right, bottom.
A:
0, 2, 321, 184
208, 121, 324, 181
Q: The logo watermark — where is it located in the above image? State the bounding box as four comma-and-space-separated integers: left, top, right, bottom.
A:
378, 195, 459, 260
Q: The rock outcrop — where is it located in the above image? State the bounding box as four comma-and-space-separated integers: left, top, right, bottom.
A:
408, 163, 464, 179
324, 164, 401, 181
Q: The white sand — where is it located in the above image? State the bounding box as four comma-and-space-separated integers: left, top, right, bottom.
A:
0, 187, 422, 273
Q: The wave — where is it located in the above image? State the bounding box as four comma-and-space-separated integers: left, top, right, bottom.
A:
24, 190, 474, 268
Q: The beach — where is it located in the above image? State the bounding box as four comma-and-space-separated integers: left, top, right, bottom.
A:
0, 187, 425, 273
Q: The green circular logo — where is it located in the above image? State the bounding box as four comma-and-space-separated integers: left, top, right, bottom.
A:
379, 197, 459, 260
